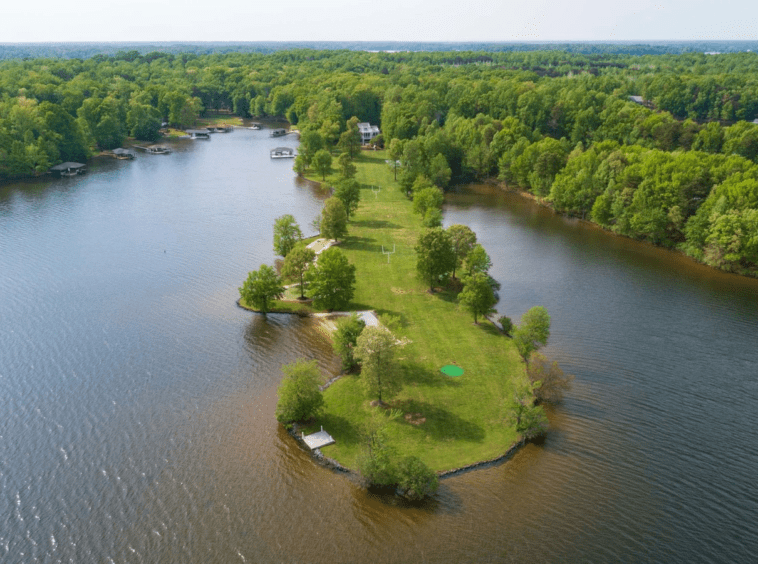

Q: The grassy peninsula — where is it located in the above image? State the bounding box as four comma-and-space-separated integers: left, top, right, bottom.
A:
288, 150, 527, 473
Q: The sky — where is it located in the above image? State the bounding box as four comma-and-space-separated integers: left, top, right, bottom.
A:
3, 0, 757, 43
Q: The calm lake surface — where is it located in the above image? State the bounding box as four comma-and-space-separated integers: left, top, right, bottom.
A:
2, 129, 757, 563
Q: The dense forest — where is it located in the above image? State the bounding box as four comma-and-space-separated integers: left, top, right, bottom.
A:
1, 47, 757, 275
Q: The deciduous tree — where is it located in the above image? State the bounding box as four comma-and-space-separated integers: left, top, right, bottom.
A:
273, 214, 303, 257
333, 313, 366, 372
306, 247, 356, 311
312, 149, 333, 180
355, 326, 400, 404
526, 352, 574, 404
239, 264, 285, 314
513, 306, 551, 364
447, 224, 477, 280
459, 272, 498, 324
333, 178, 360, 220
506, 383, 548, 439
319, 197, 348, 240
415, 227, 455, 292
275, 359, 324, 423
281, 246, 316, 299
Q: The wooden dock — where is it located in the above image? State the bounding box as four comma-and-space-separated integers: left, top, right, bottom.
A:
302, 426, 335, 450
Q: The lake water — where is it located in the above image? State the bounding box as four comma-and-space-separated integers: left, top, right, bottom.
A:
1, 129, 757, 562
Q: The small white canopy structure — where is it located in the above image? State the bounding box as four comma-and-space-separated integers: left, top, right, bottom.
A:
302, 426, 335, 450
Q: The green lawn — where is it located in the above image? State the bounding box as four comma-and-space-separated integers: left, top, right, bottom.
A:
296, 150, 526, 472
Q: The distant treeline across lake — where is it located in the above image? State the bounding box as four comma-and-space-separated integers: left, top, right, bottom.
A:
1, 45, 758, 275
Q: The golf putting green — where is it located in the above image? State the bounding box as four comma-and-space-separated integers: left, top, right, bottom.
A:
440, 365, 464, 377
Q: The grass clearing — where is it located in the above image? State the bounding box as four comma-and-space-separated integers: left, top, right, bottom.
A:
294, 150, 525, 472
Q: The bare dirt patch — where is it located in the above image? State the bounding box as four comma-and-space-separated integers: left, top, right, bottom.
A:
404, 412, 426, 425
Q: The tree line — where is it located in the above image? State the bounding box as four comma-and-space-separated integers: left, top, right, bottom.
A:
2, 48, 757, 273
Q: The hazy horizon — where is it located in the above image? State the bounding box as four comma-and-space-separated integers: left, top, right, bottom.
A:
5, 0, 756, 43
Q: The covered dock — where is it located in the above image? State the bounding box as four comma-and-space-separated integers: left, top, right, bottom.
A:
270, 147, 295, 158
186, 128, 211, 139
111, 148, 135, 159
50, 162, 86, 177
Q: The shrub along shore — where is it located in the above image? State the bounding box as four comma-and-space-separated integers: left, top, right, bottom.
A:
241, 149, 531, 474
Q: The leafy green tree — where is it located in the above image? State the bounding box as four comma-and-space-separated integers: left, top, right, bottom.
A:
298, 129, 325, 165
306, 247, 356, 311
459, 272, 498, 324
388, 137, 404, 181
333, 313, 366, 372
319, 197, 348, 240
412, 185, 444, 218
337, 116, 361, 158
429, 152, 452, 188
506, 383, 548, 439
498, 315, 514, 336
337, 152, 357, 179
293, 153, 308, 176
447, 224, 477, 280
273, 214, 303, 257
415, 227, 455, 292
239, 264, 285, 314
422, 207, 443, 228
356, 415, 397, 486
396, 456, 439, 500
127, 102, 162, 141
275, 359, 324, 423
513, 306, 551, 364
281, 246, 316, 299
333, 178, 361, 220
355, 326, 400, 404
312, 148, 333, 180
465, 244, 492, 277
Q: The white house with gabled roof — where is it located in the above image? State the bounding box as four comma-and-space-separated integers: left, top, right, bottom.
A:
357, 122, 380, 144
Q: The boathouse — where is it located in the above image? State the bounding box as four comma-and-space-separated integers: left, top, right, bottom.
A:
270, 147, 295, 159
144, 145, 171, 154
271, 128, 287, 137
186, 129, 211, 139
111, 148, 135, 160
50, 162, 86, 177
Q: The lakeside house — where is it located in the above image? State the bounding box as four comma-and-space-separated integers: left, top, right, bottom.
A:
270, 147, 295, 159
358, 122, 380, 144
629, 95, 654, 109
50, 162, 86, 177
271, 128, 287, 137
186, 129, 211, 139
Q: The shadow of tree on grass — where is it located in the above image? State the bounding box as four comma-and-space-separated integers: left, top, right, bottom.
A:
392, 399, 485, 443
351, 218, 402, 230
399, 360, 462, 388
312, 413, 361, 448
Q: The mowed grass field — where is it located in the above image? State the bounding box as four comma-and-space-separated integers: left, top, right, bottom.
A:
299, 150, 526, 472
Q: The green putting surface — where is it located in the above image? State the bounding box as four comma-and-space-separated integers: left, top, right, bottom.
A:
440, 365, 464, 377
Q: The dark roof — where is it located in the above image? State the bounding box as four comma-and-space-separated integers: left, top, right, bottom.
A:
50, 162, 86, 171
186, 129, 211, 134
271, 147, 293, 152
112, 148, 134, 155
